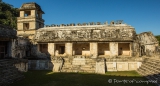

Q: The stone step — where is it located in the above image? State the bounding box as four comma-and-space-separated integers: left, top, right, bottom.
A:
140, 65, 159, 73
0, 59, 24, 85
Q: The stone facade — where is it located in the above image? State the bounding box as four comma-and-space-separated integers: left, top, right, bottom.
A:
3, 2, 158, 74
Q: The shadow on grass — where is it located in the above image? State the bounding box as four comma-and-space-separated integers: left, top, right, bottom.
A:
11, 70, 156, 86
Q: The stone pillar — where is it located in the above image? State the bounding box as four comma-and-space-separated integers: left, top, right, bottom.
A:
31, 10, 36, 17
65, 43, 73, 56
90, 42, 98, 58
20, 11, 24, 17
130, 42, 132, 57
48, 43, 55, 56
110, 42, 118, 57
95, 59, 105, 74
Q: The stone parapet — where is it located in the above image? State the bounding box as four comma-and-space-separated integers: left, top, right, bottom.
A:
34, 26, 135, 42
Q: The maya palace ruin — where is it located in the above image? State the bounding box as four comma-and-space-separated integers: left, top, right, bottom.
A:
0, 2, 160, 85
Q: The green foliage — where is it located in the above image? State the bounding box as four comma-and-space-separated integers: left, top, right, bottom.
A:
155, 35, 160, 45
0, 0, 19, 29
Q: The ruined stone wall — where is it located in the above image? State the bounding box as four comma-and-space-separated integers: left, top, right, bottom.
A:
132, 41, 140, 57
34, 26, 135, 42
30, 45, 48, 59
106, 62, 142, 71
14, 62, 28, 72
137, 32, 159, 57
28, 60, 53, 70
11, 37, 29, 58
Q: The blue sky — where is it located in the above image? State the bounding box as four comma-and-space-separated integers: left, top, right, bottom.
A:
4, 0, 160, 35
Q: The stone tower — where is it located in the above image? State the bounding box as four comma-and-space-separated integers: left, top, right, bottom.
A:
17, 2, 44, 39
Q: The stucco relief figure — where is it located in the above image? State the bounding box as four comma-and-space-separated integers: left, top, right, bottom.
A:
78, 30, 86, 38
57, 30, 63, 38
129, 29, 133, 37
35, 32, 40, 40
61, 31, 66, 38
49, 32, 55, 40
121, 29, 128, 38
92, 30, 101, 38
111, 29, 116, 38
71, 30, 78, 38
106, 30, 113, 38
65, 31, 71, 38
54, 31, 58, 38
86, 30, 91, 38
51, 57, 64, 72
115, 29, 120, 38
101, 30, 106, 38
39, 35, 44, 41
106, 30, 111, 37
92, 32, 97, 38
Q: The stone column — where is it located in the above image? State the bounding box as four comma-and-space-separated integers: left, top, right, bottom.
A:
65, 43, 73, 56
48, 43, 55, 56
130, 42, 132, 57
90, 42, 98, 58
110, 42, 118, 57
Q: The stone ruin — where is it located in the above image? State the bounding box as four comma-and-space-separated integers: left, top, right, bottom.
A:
0, 2, 160, 85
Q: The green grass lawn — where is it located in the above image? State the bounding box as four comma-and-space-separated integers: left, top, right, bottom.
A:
11, 71, 156, 86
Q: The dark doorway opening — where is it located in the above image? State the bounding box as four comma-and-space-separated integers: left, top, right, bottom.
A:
59, 46, 65, 54
0, 41, 8, 59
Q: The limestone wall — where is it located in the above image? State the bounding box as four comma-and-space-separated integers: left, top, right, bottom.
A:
11, 38, 29, 58
137, 32, 159, 57
106, 62, 141, 71
27, 58, 142, 72
14, 62, 28, 72
28, 60, 53, 70
34, 26, 135, 42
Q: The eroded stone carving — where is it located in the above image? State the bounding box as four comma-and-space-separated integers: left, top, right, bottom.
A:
95, 58, 105, 74
51, 57, 64, 72
34, 28, 135, 42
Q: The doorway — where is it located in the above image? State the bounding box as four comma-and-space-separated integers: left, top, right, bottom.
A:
0, 46, 5, 59
59, 46, 65, 54
118, 43, 130, 56
55, 44, 65, 55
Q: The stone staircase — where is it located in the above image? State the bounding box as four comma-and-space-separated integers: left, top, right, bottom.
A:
137, 58, 160, 85
61, 58, 96, 73
0, 59, 25, 86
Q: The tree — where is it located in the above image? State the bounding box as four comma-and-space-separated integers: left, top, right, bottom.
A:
155, 35, 160, 46
0, 0, 19, 29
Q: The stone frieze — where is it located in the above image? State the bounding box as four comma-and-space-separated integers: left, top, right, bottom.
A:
34, 28, 136, 42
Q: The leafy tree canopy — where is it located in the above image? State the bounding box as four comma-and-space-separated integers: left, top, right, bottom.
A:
0, 0, 19, 29
155, 35, 160, 46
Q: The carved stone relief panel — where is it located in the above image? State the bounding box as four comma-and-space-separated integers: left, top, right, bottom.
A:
34, 28, 135, 42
